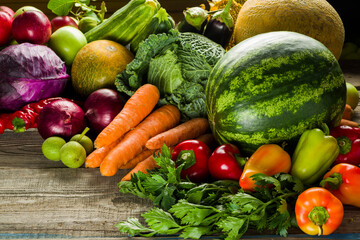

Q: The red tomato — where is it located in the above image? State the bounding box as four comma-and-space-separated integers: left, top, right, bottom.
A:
208, 143, 243, 181
172, 140, 212, 183
295, 187, 343, 236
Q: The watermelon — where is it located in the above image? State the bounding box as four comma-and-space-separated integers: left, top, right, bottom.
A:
206, 31, 346, 156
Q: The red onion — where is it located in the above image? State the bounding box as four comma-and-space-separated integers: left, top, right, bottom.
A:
37, 99, 86, 140
84, 88, 124, 134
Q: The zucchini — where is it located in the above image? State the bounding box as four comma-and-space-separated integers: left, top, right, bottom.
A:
85, 0, 161, 45
130, 7, 175, 52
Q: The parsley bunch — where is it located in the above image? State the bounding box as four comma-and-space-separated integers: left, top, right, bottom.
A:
117, 145, 304, 239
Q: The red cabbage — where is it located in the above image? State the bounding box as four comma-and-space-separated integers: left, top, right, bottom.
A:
0, 43, 70, 111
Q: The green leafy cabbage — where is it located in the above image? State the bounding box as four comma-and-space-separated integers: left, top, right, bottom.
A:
115, 29, 225, 120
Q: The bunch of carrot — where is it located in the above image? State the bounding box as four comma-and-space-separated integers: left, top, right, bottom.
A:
85, 84, 211, 179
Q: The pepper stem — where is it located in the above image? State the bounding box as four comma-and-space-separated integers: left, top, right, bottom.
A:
319, 172, 343, 190
307, 206, 329, 236
320, 123, 330, 136
336, 136, 352, 154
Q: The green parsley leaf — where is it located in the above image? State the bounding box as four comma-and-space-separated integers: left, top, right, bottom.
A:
217, 216, 249, 240
115, 217, 155, 237
180, 226, 213, 239
142, 208, 183, 234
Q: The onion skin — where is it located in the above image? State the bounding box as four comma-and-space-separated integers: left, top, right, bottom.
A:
84, 88, 124, 134
37, 99, 86, 140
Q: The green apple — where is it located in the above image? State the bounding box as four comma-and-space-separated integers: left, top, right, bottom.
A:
47, 26, 87, 66
13, 6, 42, 18
346, 82, 359, 110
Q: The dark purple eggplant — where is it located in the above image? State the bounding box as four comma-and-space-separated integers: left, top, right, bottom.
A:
176, 7, 208, 34
204, 0, 234, 47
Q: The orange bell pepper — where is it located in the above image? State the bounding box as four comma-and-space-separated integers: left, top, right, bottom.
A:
239, 144, 291, 191
320, 163, 360, 208
295, 187, 343, 236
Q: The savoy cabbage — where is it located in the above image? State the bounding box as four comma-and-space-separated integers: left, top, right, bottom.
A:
115, 29, 225, 120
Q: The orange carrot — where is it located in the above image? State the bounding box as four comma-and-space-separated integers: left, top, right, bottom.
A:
100, 104, 180, 176
121, 155, 159, 182
342, 104, 354, 120
94, 84, 160, 149
196, 133, 218, 151
85, 137, 123, 168
145, 118, 210, 150
340, 119, 359, 127
119, 148, 154, 169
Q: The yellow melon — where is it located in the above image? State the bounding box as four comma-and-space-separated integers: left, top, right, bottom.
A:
233, 0, 345, 59
71, 40, 134, 97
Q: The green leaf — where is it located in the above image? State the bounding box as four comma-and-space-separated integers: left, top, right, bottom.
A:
47, 0, 75, 16
180, 226, 213, 239
142, 208, 183, 234
12, 117, 25, 133
251, 173, 282, 193
169, 200, 219, 226
115, 217, 155, 237
217, 216, 249, 240
231, 192, 264, 213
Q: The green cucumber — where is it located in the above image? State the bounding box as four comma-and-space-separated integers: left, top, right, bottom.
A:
130, 7, 175, 53
85, 0, 160, 45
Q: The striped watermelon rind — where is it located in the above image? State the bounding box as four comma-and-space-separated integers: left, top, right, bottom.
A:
206, 31, 346, 155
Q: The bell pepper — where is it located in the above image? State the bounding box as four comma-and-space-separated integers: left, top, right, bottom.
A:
239, 144, 291, 191
329, 125, 360, 166
290, 126, 339, 186
295, 187, 343, 236
320, 163, 360, 208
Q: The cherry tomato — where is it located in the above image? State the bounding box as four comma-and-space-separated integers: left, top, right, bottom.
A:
171, 140, 212, 183
208, 143, 243, 181
295, 187, 343, 236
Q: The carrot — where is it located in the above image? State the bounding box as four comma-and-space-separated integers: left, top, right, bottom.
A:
94, 84, 160, 149
100, 104, 181, 176
340, 119, 359, 128
196, 133, 218, 151
342, 104, 354, 120
145, 118, 210, 150
119, 148, 154, 169
84, 136, 123, 168
120, 155, 159, 182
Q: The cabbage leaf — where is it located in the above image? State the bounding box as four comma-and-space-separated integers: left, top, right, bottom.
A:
115, 30, 225, 120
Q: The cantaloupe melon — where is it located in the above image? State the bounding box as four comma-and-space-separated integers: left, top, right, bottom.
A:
233, 0, 345, 60
71, 40, 134, 97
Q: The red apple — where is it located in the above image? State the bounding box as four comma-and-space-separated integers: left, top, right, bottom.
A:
12, 10, 52, 45
50, 16, 78, 33
0, 10, 12, 46
0, 6, 14, 17
13, 6, 42, 18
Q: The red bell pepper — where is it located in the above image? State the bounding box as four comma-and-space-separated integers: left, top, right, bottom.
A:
320, 163, 360, 208
329, 125, 360, 166
295, 187, 343, 236
208, 143, 244, 181
239, 144, 291, 191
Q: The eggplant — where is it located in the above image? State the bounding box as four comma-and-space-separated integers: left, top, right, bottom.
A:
204, 0, 234, 47
176, 7, 208, 34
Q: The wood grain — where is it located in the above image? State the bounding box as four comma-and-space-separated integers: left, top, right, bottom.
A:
0, 62, 360, 239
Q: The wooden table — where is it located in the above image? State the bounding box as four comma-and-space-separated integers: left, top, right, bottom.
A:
1, 61, 360, 239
